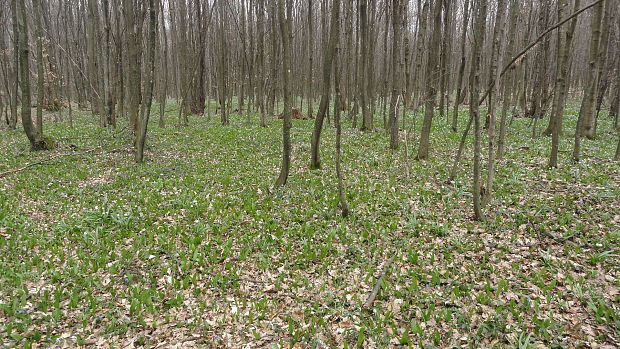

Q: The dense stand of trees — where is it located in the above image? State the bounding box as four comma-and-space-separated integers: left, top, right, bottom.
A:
1, 0, 619, 218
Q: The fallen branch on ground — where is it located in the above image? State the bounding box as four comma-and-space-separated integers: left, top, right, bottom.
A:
363, 253, 397, 311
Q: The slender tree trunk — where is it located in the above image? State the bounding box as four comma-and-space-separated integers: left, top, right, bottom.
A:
306, 0, 314, 118
136, 0, 157, 162
497, 0, 520, 160
333, 29, 349, 217
417, 0, 442, 159
18, 0, 44, 150
9, 0, 19, 130
577, 0, 604, 141
438, 0, 451, 123
549, 0, 579, 167
124, 0, 140, 134
34, 0, 45, 137
451, 0, 470, 132
471, 0, 487, 220
105, 0, 116, 127
218, 0, 229, 125
389, 0, 404, 150
159, 0, 168, 128
310, 0, 340, 169
359, 0, 371, 131
275, 0, 293, 186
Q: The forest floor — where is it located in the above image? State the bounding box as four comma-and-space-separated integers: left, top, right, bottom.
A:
0, 104, 619, 348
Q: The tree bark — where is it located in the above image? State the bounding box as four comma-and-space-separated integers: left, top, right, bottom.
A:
333, 26, 349, 217
471, 0, 487, 220
18, 0, 44, 150
549, 0, 580, 167
310, 0, 340, 169
451, 0, 470, 132
275, 0, 293, 186
389, 0, 404, 150
9, 0, 19, 130
136, 0, 158, 162
497, 0, 520, 160
416, 0, 442, 159
34, 0, 45, 137
577, 0, 604, 140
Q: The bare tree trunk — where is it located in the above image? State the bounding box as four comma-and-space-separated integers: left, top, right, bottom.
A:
577, 0, 604, 141
306, 0, 314, 118
471, 0, 487, 220
275, 0, 293, 186
18, 0, 44, 150
333, 28, 349, 217
497, 0, 520, 160
124, 0, 140, 134
103, 0, 115, 128
34, 0, 45, 137
257, 0, 267, 127
481, 0, 507, 208
417, 0, 442, 159
310, 0, 340, 169
549, 0, 579, 167
359, 0, 372, 131
438, 0, 452, 123
218, 0, 229, 125
389, 0, 404, 150
451, 0, 470, 132
159, 0, 168, 128
9, 0, 19, 130
136, 0, 157, 162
